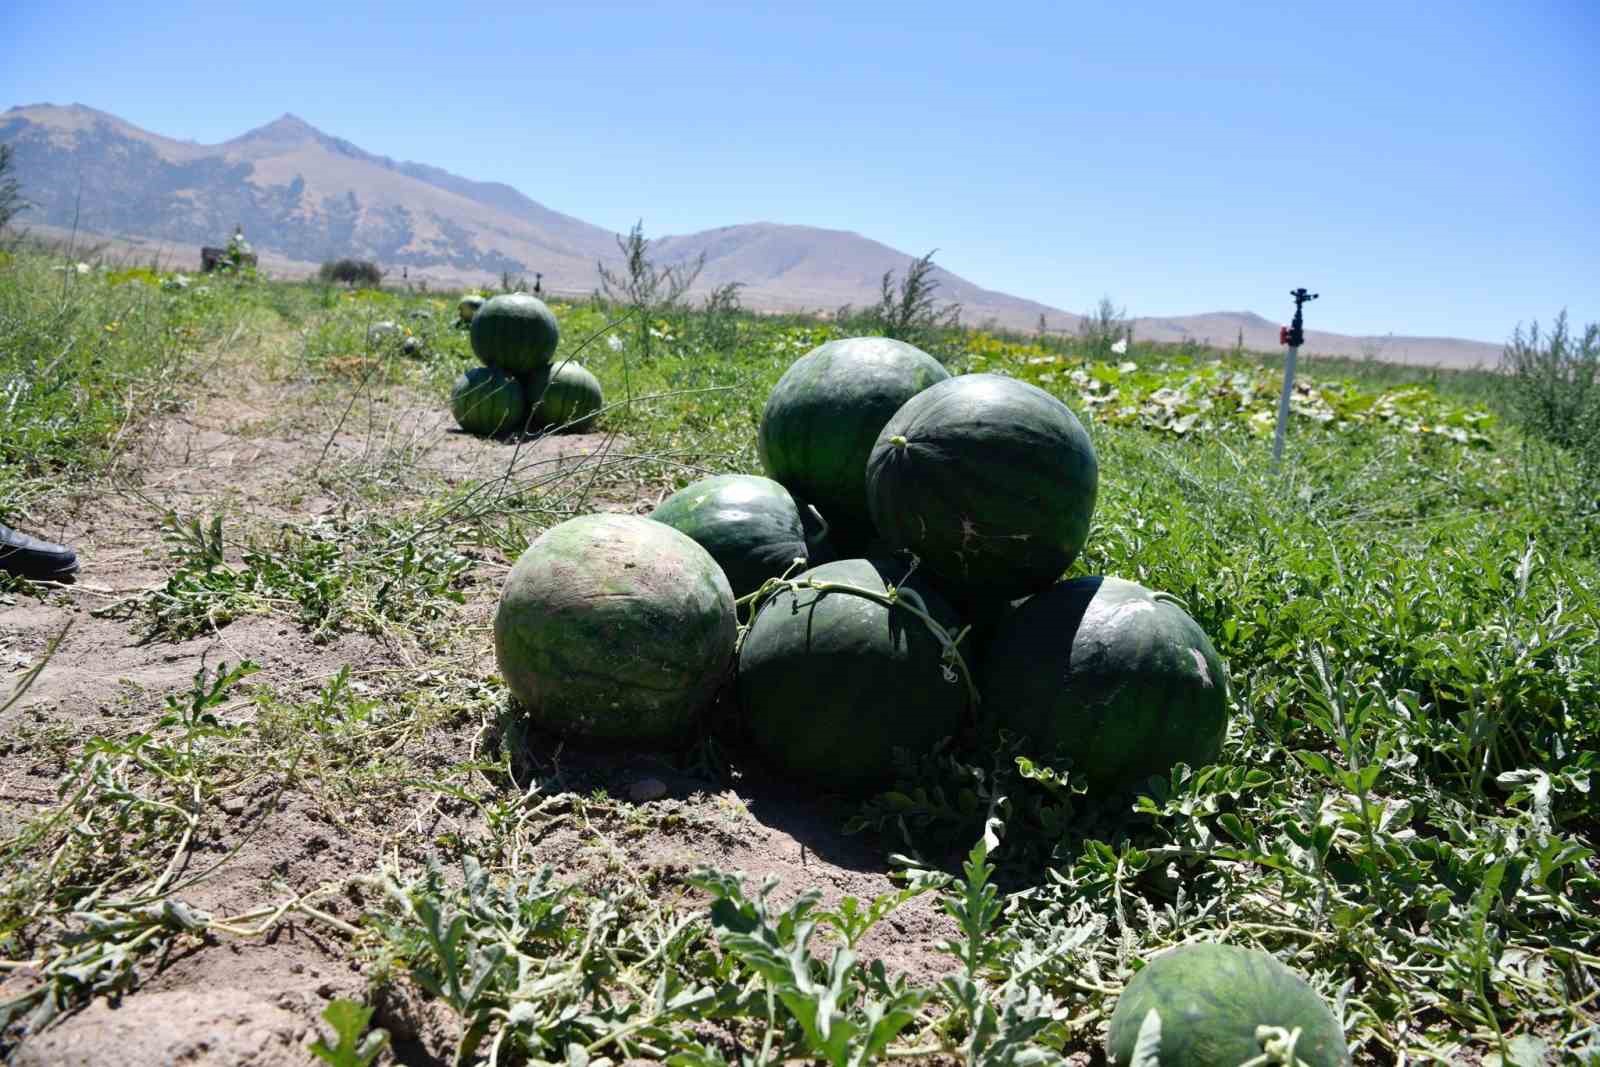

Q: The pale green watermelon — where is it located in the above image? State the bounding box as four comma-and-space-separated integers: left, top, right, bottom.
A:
494, 514, 737, 744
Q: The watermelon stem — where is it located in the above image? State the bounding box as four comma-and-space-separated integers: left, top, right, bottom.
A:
1152, 589, 1192, 613
804, 503, 830, 546
1242, 1024, 1309, 1067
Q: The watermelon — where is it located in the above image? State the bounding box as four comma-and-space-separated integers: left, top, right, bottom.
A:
866, 373, 1098, 604
1107, 943, 1351, 1067
984, 577, 1227, 792
650, 474, 814, 599
738, 557, 970, 791
457, 294, 486, 323
450, 367, 528, 437
519, 362, 553, 413
494, 514, 736, 744
471, 292, 560, 374
758, 337, 948, 549
535, 361, 604, 432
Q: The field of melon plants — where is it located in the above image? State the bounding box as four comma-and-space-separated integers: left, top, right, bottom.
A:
0, 244, 1596, 1067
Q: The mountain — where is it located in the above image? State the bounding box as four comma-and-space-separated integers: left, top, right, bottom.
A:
652, 222, 1074, 328
1, 104, 1503, 367
0, 103, 616, 280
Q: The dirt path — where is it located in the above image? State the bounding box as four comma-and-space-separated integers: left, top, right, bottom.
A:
0, 344, 953, 1065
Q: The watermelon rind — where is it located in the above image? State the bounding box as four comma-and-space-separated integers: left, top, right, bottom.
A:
758, 337, 949, 549
494, 514, 737, 745
471, 292, 560, 374
649, 474, 810, 599
866, 373, 1098, 604
450, 366, 528, 437
737, 556, 970, 791
1106, 943, 1351, 1067
984, 576, 1227, 793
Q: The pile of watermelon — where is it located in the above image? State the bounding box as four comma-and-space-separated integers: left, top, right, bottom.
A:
450, 293, 605, 437
492, 333, 1226, 797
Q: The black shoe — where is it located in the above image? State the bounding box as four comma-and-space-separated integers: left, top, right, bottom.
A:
0, 524, 79, 581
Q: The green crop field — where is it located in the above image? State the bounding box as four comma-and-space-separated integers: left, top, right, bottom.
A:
0, 242, 1595, 1066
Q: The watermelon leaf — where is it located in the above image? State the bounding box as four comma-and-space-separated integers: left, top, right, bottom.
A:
1129, 1008, 1162, 1067
309, 999, 389, 1067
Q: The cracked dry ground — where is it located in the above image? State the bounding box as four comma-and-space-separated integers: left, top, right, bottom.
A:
0, 337, 956, 1066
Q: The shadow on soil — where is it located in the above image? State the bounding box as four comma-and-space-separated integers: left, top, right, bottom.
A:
499, 707, 895, 877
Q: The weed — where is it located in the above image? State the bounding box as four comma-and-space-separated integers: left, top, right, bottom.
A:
1501, 312, 1600, 496
310, 999, 390, 1067
836, 250, 963, 361
598, 220, 708, 362
0, 144, 25, 233
1078, 296, 1132, 360
101, 509, 471, 644
697, 280, 746, 353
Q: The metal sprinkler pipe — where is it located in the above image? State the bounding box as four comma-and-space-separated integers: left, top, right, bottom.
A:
1272, 287, 1319, 468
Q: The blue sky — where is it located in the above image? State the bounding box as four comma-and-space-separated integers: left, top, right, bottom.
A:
2, 1, 1595, 342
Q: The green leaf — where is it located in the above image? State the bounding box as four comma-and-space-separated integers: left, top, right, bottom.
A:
1130, 1008, 1162, 1067
309, 999, 389, 1067
1293, 750, 1340, 781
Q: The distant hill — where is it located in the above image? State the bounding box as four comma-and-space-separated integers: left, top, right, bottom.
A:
1, 103, 1503, 368
1130, 311, 1502, 369
651, 222, 1073, 331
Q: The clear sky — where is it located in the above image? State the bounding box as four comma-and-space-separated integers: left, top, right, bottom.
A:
2, 1, 1595, 343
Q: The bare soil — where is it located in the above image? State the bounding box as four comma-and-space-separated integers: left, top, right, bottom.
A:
0, 360, 954, 1065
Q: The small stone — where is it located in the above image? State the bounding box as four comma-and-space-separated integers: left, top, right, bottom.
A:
220, 796, 246, 816
628, 778, 668, 803
316, 981, 337, 999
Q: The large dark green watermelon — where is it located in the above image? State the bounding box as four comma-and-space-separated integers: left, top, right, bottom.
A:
866, 373, 1097, 604
758, 337, 948, 549
1106, 943, 1351, 1067
471, 292, 560, 374
649, 474, 811, 599
985, 576, 1227, 793
535, 361, 604, 432
737, 557, 970, 791
494, 514, 737, 745
450, 367, 528, 437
